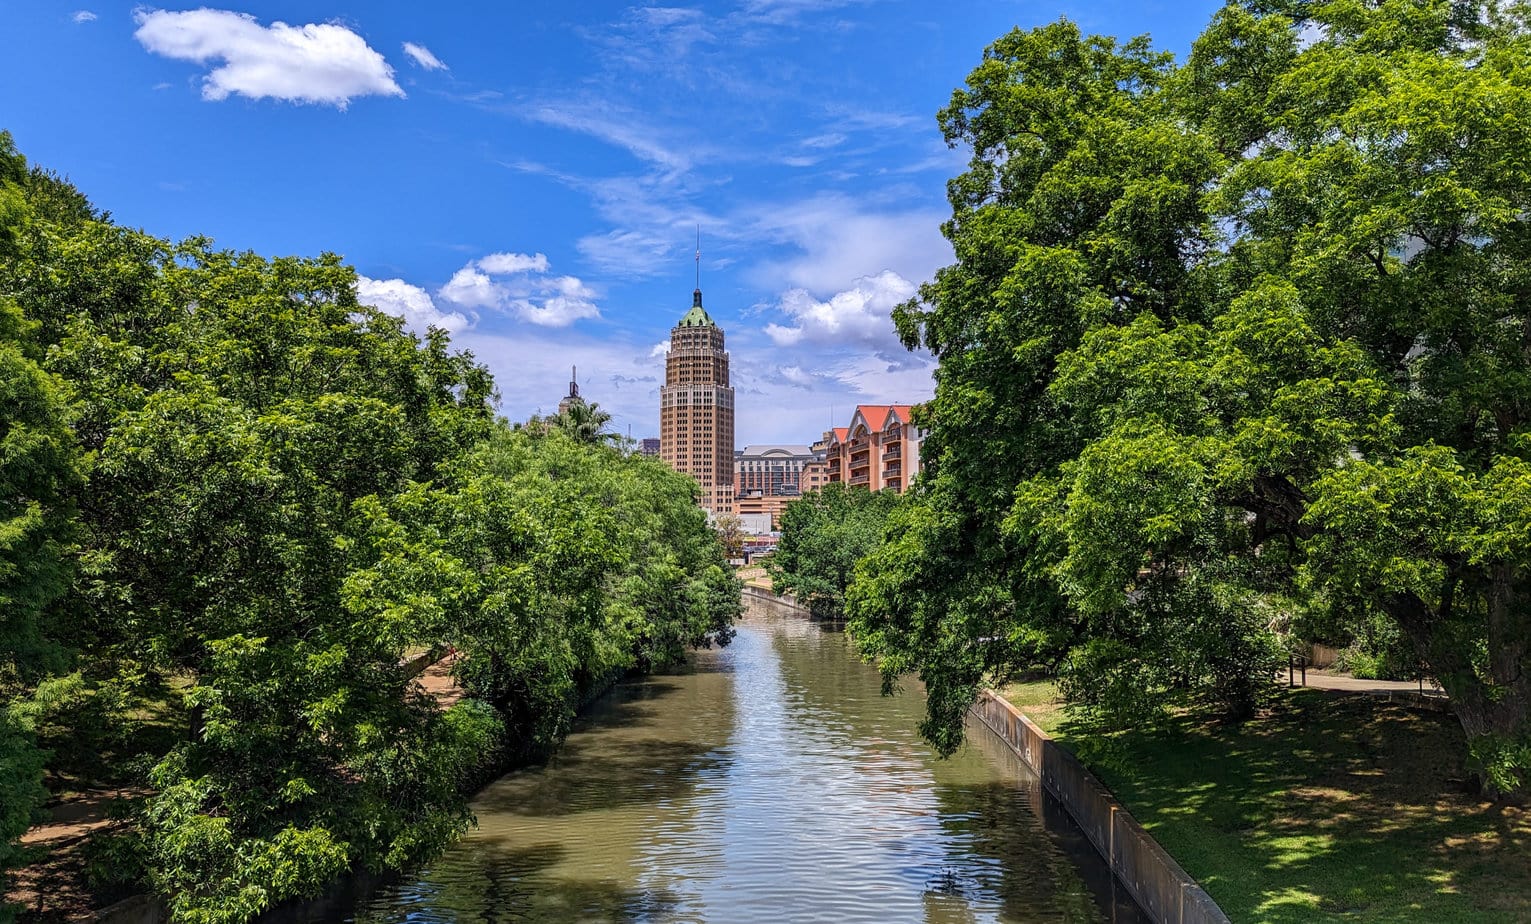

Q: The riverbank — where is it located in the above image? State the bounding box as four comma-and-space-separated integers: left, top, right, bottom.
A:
1001, 682, 1531, 922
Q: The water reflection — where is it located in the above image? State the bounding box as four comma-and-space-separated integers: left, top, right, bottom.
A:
337, 610, 1144, 923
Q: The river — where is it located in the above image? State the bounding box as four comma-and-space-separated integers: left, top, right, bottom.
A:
331, 607, 1146, 923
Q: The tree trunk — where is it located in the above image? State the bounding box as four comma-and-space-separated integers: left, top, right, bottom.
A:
1386, 571, 1531, 802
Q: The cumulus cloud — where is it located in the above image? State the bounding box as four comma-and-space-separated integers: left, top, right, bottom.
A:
133, 8, 403, 107
764, 270, 916, 350
402, 41, 446, 71
437, 253, 601, 328
72, 10, 97, 24
355, 276, 469, 333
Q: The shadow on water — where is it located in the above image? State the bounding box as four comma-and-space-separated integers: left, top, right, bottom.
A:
474, 736, 730, 819
338, 841, 690, 924
328, 614, 1148, 924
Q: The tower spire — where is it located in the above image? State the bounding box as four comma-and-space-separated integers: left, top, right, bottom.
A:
695, 225, 701, 291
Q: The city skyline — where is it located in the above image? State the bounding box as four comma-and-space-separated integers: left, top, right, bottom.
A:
3, 1, 1226, 445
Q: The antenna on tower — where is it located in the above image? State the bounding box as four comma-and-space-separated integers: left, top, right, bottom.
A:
695, 225, 701, 290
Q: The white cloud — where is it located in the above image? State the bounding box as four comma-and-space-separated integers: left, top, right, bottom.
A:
578, 228, 677, 276
802, 132, 846, 149
525, 102, 693, 171
477, 251, 549, 274
132, 8, 403, 107
71, 10, 97, 24
401, 41, 446, 71
438, 267, 501, 311
764, 270, 916, 350
740, 0, 872, 25
452, 327, 667, 434
777, 365, 832, 389
514, 295, 600, 327
744, 194, 949, 293
355, 276, 469, 333
436, 253, 601, 328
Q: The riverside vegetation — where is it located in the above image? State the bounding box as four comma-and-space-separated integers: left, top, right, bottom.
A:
768, 0, 1531, 915
0, 135, 739, 924
824, 0, 1531, 804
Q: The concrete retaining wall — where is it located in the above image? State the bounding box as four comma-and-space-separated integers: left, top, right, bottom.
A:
741, 584, 801, 616
970, 692, 1231, 924
95, 894, 166, 924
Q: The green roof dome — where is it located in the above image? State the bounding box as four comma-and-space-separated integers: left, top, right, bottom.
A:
678, 289, 716, 327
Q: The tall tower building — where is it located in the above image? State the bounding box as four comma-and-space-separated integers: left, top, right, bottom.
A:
660, 288, 735, 516
557, 366, 584, 416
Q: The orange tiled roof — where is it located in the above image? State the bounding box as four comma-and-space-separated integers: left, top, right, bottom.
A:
855, 404, 893, 430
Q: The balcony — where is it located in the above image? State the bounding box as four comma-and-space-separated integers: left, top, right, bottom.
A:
849, 473, 870, 486
883, 443, 901, 459
883, 464, 901, 479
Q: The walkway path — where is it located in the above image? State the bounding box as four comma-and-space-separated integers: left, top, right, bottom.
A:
1286, 668, 1447, 699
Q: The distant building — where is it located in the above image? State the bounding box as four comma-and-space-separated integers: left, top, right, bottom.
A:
824, 405, 924, 492
735, 444, 819, 496
733, 444, 831, 530
659, 287, 735, 516
557, 366, 584, 416
737, 512, 774, 535
639, 437, 661, 456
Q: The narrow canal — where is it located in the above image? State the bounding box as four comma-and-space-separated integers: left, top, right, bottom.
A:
336, 608, 1146, 923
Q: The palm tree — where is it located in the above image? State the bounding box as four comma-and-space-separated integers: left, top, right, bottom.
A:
556, 401, 618, 445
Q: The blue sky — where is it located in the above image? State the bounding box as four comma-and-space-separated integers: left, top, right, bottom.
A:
3, 0, 1222, 444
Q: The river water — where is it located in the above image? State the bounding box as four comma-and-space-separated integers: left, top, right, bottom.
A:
334, 609, 1145, 923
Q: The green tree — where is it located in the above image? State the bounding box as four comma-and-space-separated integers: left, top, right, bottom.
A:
347, 425, 739, 752
851, 2, 1531, 798
714, 514, 747, 560
0, 160, 501, 919
0, 132, 81, 922
771, 484, 901, 621
0, 133, 742, 920
555, 400, 618, 445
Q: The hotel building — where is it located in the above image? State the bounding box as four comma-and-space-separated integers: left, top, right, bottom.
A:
823, 405, 924, 493
659, 288, 735, 516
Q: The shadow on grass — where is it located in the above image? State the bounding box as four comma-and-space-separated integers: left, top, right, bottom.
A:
1055, 691, 1531, 923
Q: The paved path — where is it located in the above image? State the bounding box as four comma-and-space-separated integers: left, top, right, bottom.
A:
415, 650, 464, 709
1285, 668, 1447, 699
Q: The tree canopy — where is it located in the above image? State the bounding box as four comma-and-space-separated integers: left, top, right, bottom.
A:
0, 133, 738, 922
848, 0, 1531, 799
771, 484, 902, 621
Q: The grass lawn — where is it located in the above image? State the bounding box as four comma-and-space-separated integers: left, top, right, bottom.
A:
999, 682, 1531, 923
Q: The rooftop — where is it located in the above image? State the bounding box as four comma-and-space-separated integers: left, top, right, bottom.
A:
738, 444, 815, 458
676, 289, 716, 328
